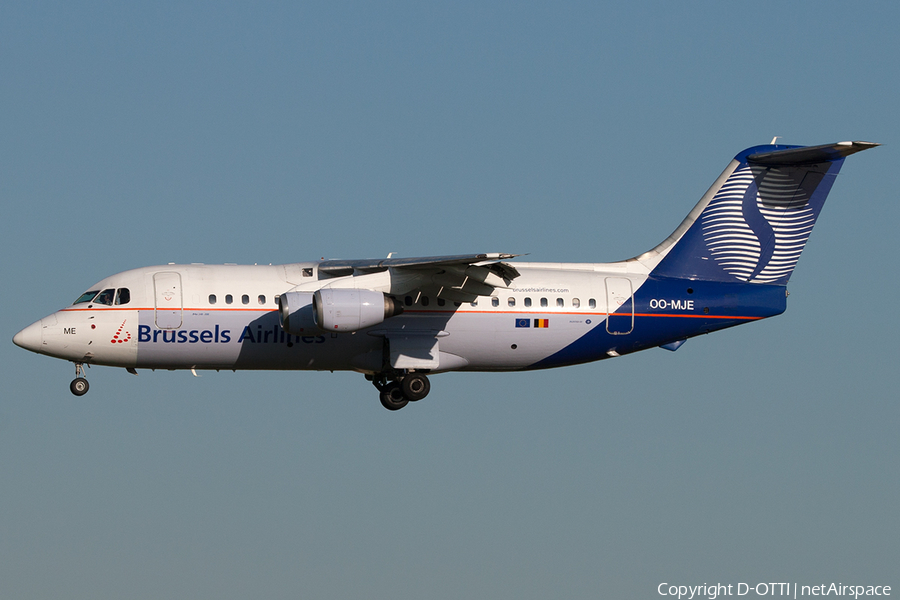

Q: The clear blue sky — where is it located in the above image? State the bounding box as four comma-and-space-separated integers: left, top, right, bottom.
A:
2, 2, 898, 598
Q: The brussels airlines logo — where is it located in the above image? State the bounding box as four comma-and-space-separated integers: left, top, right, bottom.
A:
701, 164, 818, 284
139, 325, 232, 344
137, 323, 325, 345
111, 320, 132, 344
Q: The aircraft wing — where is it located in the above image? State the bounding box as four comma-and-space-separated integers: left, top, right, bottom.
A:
319, 253, 520, 275
316, 253, 522, 302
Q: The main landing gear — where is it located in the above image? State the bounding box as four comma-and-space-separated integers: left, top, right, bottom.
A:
70, 362, 89, 396
370, 372, 431, 411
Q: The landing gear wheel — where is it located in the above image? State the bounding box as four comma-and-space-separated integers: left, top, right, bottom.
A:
379, 382, 408, 411
401, 373, 430, 401
70, 377, 89, 396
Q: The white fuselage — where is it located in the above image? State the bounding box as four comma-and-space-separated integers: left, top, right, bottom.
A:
24, 260, 657, 374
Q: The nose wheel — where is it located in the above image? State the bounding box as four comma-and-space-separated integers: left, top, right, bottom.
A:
70, 377, 89, 396
70, 362, 90, 396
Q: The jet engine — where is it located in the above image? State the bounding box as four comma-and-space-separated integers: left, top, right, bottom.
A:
278, 292, 317, 334
278, 289, 404, 334
313, 289, 404, 332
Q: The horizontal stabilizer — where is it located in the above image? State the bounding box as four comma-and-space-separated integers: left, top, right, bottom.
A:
748, 141, 879, 165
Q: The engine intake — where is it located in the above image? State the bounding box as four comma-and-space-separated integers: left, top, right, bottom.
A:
278, 292, 316, 335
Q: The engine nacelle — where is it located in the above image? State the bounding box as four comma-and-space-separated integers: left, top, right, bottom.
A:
314, 289, 403, 332
278, 292, 317, 335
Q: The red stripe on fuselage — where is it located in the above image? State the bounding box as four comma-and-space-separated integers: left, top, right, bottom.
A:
59, 307, 763, 321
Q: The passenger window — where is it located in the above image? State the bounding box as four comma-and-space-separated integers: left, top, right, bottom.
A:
437, 298, 446, 307
557, 298, 564, 307
491, 297, 500, 307
242, 294, 249, 305
524, 297, 532, 308
470, 299, 478, 307
115, 288, 131, 305
404, 296, 413, 307
589, 298, 596, 309
454, 301, 462, 307
94, 289, 115, 306
540, 298, 548, 308
258, 295, 266, 305
74, 290, 100, 305
572, 298, 580, 308
421, 296, 429, 307
508, 297, 516, 307
226, 294, 233, 305
209, 294, 217, 305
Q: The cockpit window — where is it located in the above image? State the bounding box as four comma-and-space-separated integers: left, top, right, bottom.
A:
73, 290, 100, 305
93, 289, 116, 306
115, 288, 131, 305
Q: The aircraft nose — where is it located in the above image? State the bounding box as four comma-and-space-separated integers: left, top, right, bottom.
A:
13, 320, 43, 353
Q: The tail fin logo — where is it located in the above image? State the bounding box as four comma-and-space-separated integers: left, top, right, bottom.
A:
701, 165, 818, 283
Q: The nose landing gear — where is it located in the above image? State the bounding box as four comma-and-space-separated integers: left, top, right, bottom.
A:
371, 372, 431, 410
70, 362, 89, 396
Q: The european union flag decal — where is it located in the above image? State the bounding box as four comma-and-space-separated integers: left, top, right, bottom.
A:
515, 318, 530, 328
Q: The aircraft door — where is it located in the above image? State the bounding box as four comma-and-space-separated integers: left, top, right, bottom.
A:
605, 277, 634, 335
154, 272, 183, 329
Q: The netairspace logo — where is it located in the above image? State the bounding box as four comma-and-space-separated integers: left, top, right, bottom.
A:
658, 582, 891, 599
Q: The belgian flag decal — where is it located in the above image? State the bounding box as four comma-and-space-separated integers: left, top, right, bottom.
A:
534, 319, 549, 328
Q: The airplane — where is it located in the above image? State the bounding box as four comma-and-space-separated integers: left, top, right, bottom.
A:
13, 140, 877, 410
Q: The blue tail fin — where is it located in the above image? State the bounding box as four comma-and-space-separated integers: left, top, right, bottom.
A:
646, 141, 878, 284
